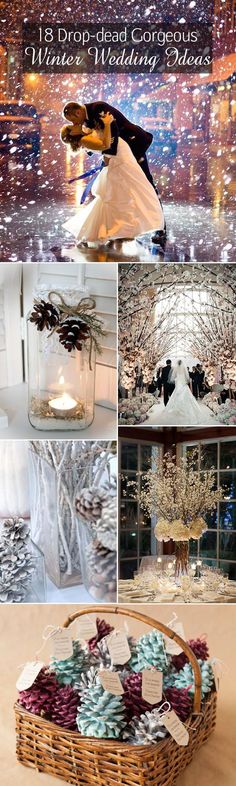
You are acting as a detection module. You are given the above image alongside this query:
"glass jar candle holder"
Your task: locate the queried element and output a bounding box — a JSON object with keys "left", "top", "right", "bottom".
{"left": 27, "top": 288, "right": 98, "bottom": 431}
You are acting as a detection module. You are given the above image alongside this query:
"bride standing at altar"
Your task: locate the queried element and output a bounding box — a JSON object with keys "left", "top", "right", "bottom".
{"left": 156, "top": 359, "right": 214, "bottom": 425}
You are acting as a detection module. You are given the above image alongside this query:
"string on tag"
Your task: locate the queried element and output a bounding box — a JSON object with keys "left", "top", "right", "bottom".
{"left": 35, "top": 625, "right": 63, "bottom": 660}
{"left": 167, "top": 612, "right": 178, "bottom": 628}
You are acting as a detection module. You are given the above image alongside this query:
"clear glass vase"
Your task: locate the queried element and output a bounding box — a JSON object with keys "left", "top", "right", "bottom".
{"left": 77, "top": 519, "right": 117, "bottom": 603}
{"left": 27, "top": 316, "right": 95, "bottom": 431}
{"left": 29, "top": 450, "right": 82, "bottom": 588}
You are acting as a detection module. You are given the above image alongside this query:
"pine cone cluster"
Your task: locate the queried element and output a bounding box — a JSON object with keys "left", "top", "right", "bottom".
{"left": 57, "top": 318, "right": 90, "bottom": 352}
{"left": 0, "top": 517, "right": 35, "bottom": 603}
{"left": 164, "top": 687, "right": 193, "bottom": 722}
{"left": 86, "top": 539, "right": 116, "bottom": 602}
{"left": 51, "top": 686, "right": 80, "bottom": 730}
{"left": 18, "top": 668, "right": 58, "bottom": 718}
{"left": 88, "top": 617, "right": 114, "bottom": 653}
{"left": 75, "top": 487, "right": 109, "bottom": 524}
{"left": 30, "top": 300, "right": 59, "bottom": 331}
{"left": 171, "top": 638, "right": 209, "bottom": 672}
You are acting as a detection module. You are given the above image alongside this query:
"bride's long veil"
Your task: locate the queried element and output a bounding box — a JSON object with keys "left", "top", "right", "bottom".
{"left": 170, "top": 361, "right": 190, "bottom": 385}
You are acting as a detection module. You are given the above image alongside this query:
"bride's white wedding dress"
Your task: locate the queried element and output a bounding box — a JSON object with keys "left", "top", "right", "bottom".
{"left": 63, "top": 135, "right": 164, "bottom": 243}
{"left": 154, "top": 362, "right": 213, "bottom": 426}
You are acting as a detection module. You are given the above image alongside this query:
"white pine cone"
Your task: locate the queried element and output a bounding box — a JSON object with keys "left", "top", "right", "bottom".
{"left": 75, "top": 487, "right": 109, "bottom": 523}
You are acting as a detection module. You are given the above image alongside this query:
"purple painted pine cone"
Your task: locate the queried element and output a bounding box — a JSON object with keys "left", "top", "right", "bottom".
{"left": 171, "top": 638, "right": 209, "bottom": 672}
{"left": 88, "top": 618, "right": 114, "bottom": 653}
{"left": 18, "top": 668, "right": 58, "bottom": 718}
{"left": 164, "top": 687, "right": 193, "bottom": 722}
{"left": 123, "top": 672, "right": 161, "bottom": 722}
{"left": 51, "top": 686, "right": 80, "bottom": 731}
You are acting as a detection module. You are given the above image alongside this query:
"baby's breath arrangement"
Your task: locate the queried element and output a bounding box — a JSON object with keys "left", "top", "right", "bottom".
{"left": 126, "top": 449, "right": 222, "bottom": 576}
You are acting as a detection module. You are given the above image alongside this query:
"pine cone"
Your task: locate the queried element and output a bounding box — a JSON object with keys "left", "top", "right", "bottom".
{"left": 130, "top": 630, "right": 169, "bottom": 674}
{"left": 88, "top": 617, "right": 114, "bottom": 653}
{"left": 174, "top": 659, "right": 214, "bottom": 698}
{"left": 57, "top": 318, "right": 90, "bottom": 352}
{"left": 1, "top": 517, "right": 29, "bottom": 544}
{"left": 50, "top": 640, "right": 86, "bottom": 686}
{"left": 75, "top": 487, "right": 109, "bottom": 524}
{"left": 0, "top": 539, "right": 35, "bottom": 603}
{"left": 86, "top": 540, "right": 116, "bottom": 600}
{"left": 18, "top": 668, "right": 58, "bottom": 718}
{"left": 93, "top": 496, "right": 117, "bottom": 551}
{"left": 171, "top": 638, "right": 209, "bottom": 672}
{"left": 30, "top": 300, "right": 59, "bottom": 331}
{"left": 51, "top": 686, "right": 80, "bottom": 730}
{"left": 77, "top": 682, "right": 126, "bottom": 738}
{"left": 164, "top": 687, "right": 193, "bottom": 722}
{"left": 123, "top": 708, "right": 167, "bottom": 746}
{"left": 76, "top": 666, "right": 101, "bottom": 696}
{"left": 123, "top": 672, "right": 161, "bottom": 722}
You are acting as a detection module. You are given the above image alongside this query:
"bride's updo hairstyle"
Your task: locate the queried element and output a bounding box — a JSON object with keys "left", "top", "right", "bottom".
{"left": 60, "top": 124, "right": 82, "bottom": 153}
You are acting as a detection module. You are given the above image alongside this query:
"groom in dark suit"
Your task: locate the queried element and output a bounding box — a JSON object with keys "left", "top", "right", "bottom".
{"left": 63, "top": 101, "right": 166, "bottom": 247}
{"left": 161, "top": 359, "right": 174, "bottom": 406}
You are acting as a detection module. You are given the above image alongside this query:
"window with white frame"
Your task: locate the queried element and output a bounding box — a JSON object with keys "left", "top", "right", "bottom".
{"left": 119, "top": 439, "right": 162, "bottom": 579}
{"left": 182, "top": 437, "right": 236, "bottom": 579}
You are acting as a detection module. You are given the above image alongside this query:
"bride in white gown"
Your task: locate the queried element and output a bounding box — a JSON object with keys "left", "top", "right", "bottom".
{"left": 155, "top": 360, "right": 214, "bottom": 426}
{"left": 61, "top": 113, "right": 164, "bottom": 244}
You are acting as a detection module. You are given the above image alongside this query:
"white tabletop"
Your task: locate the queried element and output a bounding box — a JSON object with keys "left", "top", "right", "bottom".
{"left": 0, "top": 383, "right": 117, "bottom": 439}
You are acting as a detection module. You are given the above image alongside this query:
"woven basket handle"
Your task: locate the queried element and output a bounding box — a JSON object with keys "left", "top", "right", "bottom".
{"left": 63, "top": 605, "right": 202, "bottom": 714}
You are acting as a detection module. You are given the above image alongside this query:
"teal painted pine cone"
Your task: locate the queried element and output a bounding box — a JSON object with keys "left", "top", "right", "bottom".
{"left": 130, "top": 629, "right": 168, "bottom": 673}
{"left": 50, "top": 640, "right": 86, "bottom": 686}
{"left": 174, "top": 659, "right": 215, "bottom": 697}
{"left": 76, "top": 682, "right": 126, "bottom": 738}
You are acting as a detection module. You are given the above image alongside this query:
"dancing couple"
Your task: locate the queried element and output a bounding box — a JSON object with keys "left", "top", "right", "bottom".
{"left": 60, "top": 99, "right": 165, "bottom": 248}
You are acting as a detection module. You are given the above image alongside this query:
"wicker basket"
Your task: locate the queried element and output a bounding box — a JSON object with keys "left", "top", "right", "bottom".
{"left": 15, "top": 605, "right": 217, "bottom": 786}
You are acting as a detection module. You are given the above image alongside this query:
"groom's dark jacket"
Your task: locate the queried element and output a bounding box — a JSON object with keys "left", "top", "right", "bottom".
{"left": 161, "top": 366, "right": 172, "bottom": 386}
{"left": 84, "top": 101, "right": 153, "bottom": 160}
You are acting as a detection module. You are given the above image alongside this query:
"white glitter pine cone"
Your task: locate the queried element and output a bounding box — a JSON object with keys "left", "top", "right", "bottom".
{"left": 75, "top": 487, "right": 110, "bottom": 523}
{"left": 92, "top": 496, "right": 117, "bottom": 551}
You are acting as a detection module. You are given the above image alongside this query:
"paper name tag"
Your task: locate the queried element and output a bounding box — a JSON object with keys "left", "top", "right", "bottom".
{"left": 99, "top": 670, "right": 124, "bottom": 695}
{"left": 107, "top": 631, "right": 131, "bottom": 664}
{"left": 162, "top": 710, "right": 189, "bottom": 746}
{"left": 16, "top": 661, "right": 44, "bottom": 691}
{"left": 52, "top": 629, "right": 73, "bottom": 660}
{"left": 165, "top": 621, "right": 186, "bottom": 656}
{"left": 142, "top": 670, "right": 163, "bottom": 704}
{"left": 77, "top": 616, "right": 98, "bottom": 641}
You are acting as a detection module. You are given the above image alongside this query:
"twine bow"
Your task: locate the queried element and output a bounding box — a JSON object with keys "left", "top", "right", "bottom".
{"left": 46, "top": 291, "right": 106, "bottom": 370}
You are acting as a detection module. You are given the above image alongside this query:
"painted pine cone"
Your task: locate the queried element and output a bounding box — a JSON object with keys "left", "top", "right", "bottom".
{"left": 75, "top": 487, "right": 109, "bottom": 524}
{"left": 57, "top": 318, "right": 90, "bottom": 352}
{"left": 123, "top": 708, "right": 167, "bottom": 745}
{"left": 130, "top": 630, "right": 168, "bottom": 674}
{"left": 164, "top": 687, "right": 193, "bottom": 722}
{"left": 171, "top": 638, "right": 209, "bottom": 672}
{"left": 123, "top": 672, "right": 161, "bottom": 722}
{"left": 50, "top": 640, "right": 86, "bottom": 686}
{"left": 88, "top": 617, "right": 114, "bottom": 653}
{"left": 174, "top": 659, "right": 214, "bottom": 697}
{"left": 77, "top": 683, "right": 126, "bottom": 738}
{"left": 18, "top": 668, "right": 58, "bottom": 718}
{"left": 1, "top": 517, "right": 29, "bottom": 543}
{"left": 30, "top": 300, "right": 59, "bottom": 331}
{"left": 51, "top": 686, "right": 80, "bottom": 730}
{"left": 94, "top": 496, "right": 117, "bottom": 551}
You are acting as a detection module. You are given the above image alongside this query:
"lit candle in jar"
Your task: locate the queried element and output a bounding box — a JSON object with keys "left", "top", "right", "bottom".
{"left": 49, "top": 392, "right": 77, "bottom": 418}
